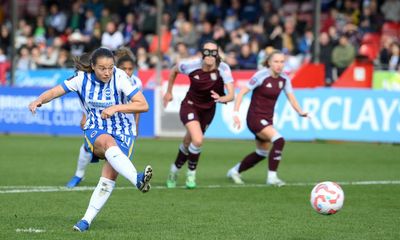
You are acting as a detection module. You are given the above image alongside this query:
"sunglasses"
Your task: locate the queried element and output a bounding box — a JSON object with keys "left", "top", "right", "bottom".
{"left": 202, "top": 49, "right": 218, "bottom": 57}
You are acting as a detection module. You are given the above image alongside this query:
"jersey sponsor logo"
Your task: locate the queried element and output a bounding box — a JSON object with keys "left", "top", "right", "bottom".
{"left": 266, "top": 82, "right": 272, "bottom": 88}
{"left": 188, "top": 113, "right": 194, "bottom": 120}
{"left": 279, "top": 81, "right": 283, "bottom": 89}
{"left": 90, "top": 130, "right": 98, "bottom": 138}
{"left": 260, "top": 119, "right": 268, "bottom": 126}
{"left": 194, "top": 75, "right": 200, "bottom": 80}
{"left": 210, "top": 72, "right": 217, "bottom": 81}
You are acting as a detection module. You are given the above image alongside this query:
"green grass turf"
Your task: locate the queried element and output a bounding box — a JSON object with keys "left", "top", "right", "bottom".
{"left": 0, "top": 135, "right": 399, "bottom": 239}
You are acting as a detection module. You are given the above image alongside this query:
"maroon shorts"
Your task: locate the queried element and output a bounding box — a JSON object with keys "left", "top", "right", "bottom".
{"left": 246, "top": 113, "right": 273, "bottom": 139}
{"left": 179, "top": 101, "right": 216, "bottom": 133}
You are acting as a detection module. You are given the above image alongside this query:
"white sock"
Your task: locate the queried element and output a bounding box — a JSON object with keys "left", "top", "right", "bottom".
{"left": 75, "top": 144, "right": 92, "bottom": 178}
{"left": 231, "top": 163, "right": 241, "bottom": 173}
{"left": 187, "top": 169, "right": 196, "bottom": 176}
{"left": 82, "top": 177, "right": 115, "bottom": 224}
{"left": 104, "top": 146, "right": 138, "bottom": 186}
{"left": 268, "top": 170, "right": 277, "bottom": 179}
{"left": 170, "top": 164, "right": 179, "bottom": 174}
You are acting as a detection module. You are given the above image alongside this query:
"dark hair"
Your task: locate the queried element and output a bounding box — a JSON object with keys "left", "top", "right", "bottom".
{"left": 201, "top": 40, "right": 221, "bottom": 66}
{"left": 264, "top": 50, "right": 284, "bottom": 68}
{"left": 114, "top": 47, "right": 135, "bottom": 62}
{"left": 73, "top": 47, "right": 114, "bottom": 72}
{"left": 117, "top": 55, "right": 135, "bottom": 68}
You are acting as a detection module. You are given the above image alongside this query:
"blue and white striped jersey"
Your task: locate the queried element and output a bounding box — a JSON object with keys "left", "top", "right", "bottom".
{"left": 130, "top": 74, "right": 143, "bottom": 90}
{"left": 61, "top": 67, "right": 140, "bottom": 136}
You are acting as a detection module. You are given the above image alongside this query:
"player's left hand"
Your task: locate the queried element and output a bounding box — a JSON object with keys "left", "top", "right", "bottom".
{"left": 101, "top": 106, "right": 117, "bottom": 119}
{"left": 210, "top": 90, "right": 221, "bottom": 102}
{"left": 28, "top": 100, "right": 42, "bottom": 114}
{"left": 299, "top": 112, "right": 309, "bottom": 118}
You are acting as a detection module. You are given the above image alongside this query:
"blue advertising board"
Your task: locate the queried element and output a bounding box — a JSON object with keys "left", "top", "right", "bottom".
{"left": 206, "top": 89, "right": 400, "bottom": 143}
{"left": 0, "top": 87, "right": 155, "bottom": 137}
{"left": 15, "top": 69, "right": 76, "bottom": 87}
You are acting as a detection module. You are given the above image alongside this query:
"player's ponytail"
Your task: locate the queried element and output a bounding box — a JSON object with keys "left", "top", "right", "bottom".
{"left": 73, "top": 52, "right": 92, "bottom": 72}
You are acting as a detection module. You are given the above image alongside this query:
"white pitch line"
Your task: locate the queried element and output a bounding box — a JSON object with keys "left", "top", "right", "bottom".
{"left": 16, "top": 228, "right": 46, "bottom": 233}
{"left": 0, "top": 180, "right": 399, "bottom": 194}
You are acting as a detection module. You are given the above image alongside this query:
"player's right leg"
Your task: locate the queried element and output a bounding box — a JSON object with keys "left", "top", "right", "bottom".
{"left": 227, "top": 138, "right": 269, "bottom": 184}
{"left": 258, "top": 126, "right": 286, "bottom": 187}
{"left": 184, "top": 121, "right": 204, "bottom": 189}
{"left": 66, "top": 144, "right": 92, "bottom": 188}
{"left": 167, "top": 132, "right": 190, "bottom": 188}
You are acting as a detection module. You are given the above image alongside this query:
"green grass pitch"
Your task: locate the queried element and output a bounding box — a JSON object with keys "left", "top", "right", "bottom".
{"left": 0, "top": 135, "right": 399, "bottom": 240}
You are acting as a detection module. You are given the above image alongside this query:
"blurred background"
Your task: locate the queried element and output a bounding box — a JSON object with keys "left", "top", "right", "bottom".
{"left": 0, "top": 0, "right": 399, "bottom": 143}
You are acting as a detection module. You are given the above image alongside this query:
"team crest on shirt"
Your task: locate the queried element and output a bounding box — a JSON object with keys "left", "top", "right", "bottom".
{"left": 210, "top": 72, "right": 217, "bottom": 81}
{"left": 194, "top": 75, "right": 200, "bottom": 80}
{"left": 278, "top": 81, "right": 283, "bottom": 89}
{"left": 90, "top": 130, "right": 97, "bottom": 138}
{"left": 266, "top": 82, "right": 272, "bottom": 88}
{"left": 105, "top": 88, "right": 111, "bottom": 98}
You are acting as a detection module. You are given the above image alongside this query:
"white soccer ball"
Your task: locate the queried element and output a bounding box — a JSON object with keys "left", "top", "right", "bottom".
{"left": 310, "top": 181, "right": 344, "bottom": 215}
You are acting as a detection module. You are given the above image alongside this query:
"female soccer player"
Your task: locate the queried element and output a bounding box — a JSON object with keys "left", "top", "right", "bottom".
{"left": 227, "top": 50, "right": 308, "bottom": 186}
{"left": 66, "top": 48, "right": 143, "bottom": 188}
{"left": 28, "top": 47, "right": 152, "bottom": 232}
{"left": 163, "top": 40, "right": 235, "bottom": 189}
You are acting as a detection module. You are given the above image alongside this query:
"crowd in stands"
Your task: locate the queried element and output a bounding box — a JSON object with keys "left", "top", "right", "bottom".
{"left": 0, "top": 0, "right": 400, "bottom": 86}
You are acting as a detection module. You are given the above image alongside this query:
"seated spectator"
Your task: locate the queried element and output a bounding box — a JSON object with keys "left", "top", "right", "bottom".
{"left": 237, "top": 43, "right": 257, "bottom": 69}
{"left": 16, "top": 46, "right": 34, "bottom": 70}
{"left": 101, "top": 22, "right": 124, "bottom": 51}
{"left": 332, "top": 34, "right": 356, "bottom": 77}
{"left": 388, "top": 42, "right": 400, "bottom": 72}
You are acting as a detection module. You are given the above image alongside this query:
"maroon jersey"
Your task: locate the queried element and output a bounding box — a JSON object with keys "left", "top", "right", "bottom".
{"left": 178, "top": 58, "right": 233, "bottom": 109}
{"left": 246, "top": 68, "right": 293, "bottom": 133}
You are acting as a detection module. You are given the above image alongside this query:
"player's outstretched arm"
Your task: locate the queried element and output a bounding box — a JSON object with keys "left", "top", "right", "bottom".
{"left": 28, "top": 85, "right": 66, "bottom": 114}
{"left": 163, "top": 65, "right": 179, "bottom": 108}
{"left": 286, "top": 92, "right": 308, "bottom": 117}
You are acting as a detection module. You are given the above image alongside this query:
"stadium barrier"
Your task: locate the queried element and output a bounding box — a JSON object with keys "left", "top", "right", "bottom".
{"left": 0, "top": 87, "right": 155, "bottom": 137}
{"left": 204, "top": 88, "right": 400, "bottom": 143}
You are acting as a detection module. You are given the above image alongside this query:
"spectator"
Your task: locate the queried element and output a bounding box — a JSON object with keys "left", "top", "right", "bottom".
{"left": 379, "top": 36, "right": 394, "bottom": 70}
{"left": 121, "top": 13, "right": 137, "bottom": 45}
{"left": 332, "top": 34, "right": 356, "bottom": 77}
{"left": 170, "top": 42, "right": 190, "bottom": 67}
{"left": 83, "top": 9, "right": 96, "bottom": 35}
{"left": 100, "top": 7, "right": 112, "bottom": 32}
{"left": 312, "top": 32, "right": 334, "bottom": 86}
{"left": 68, "top": 1, "right": 84, "bottom": 31}
{"left": 380, "top": 0, "right": 400, "bottom": 23}
{"left": 172, "top": 21, "right": 198, "bottom": 54}
{"left": 237, "top": 43, "right": 257, "bottom": 69}
{"left": 136, "top": 46, "right": 150, "bottom": 70}
{"left": 46, "top": 4, "right": 67, "bottom": 34}
{"left": 0, "top": 47, "right": 6, "bottom": 62}
{"left": 57, "top": 48, "right": 74, "bottom": 68}
{"left": 388, "top": 42, "right": 400, "bottom": 71}
{"left": 101, "top": 22, "right": 124, "bottom": 51}
{"left": 16, "top": 46, "right": 34, "bottom": 70}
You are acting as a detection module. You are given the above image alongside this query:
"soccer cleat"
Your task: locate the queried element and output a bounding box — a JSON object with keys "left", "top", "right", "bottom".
{"left": 267, "top": 177, "right": 286, "bottom": 187}
{"left": 166, "top": 172, "right": 177, "bottom": 188}
{"left": 73, "top": 219, "right": 89, "bottom": 232}
{"left": 137, "top": 165, "right": 153, "bottom": 193}
{"left": 185, "top": 171, "right": 196, "bottom": 189}
{"left": 227, "top": 169, "right": 244, "bottom": 184}
{"left": 66, "top": 176, "right": 83, "bottom": 188}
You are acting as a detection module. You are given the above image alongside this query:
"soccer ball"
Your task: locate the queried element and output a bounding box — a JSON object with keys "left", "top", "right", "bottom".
{"left": 310, "top": 181, "right": 344, "bottom": 215}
